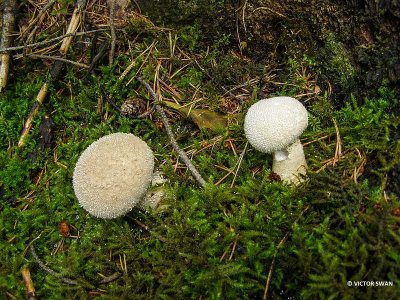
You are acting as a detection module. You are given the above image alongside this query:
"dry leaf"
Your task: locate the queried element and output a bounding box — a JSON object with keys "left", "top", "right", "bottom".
{"left": 163, "top": 102, "right": 227, "bottom": 131}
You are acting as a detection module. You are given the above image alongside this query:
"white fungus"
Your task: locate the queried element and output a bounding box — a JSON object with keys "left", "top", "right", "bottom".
{"left": 244, "top": 96, "right": 308, "bottom": 184}
{"left": 73, "top": 132, "right": 154, "bottom": 219}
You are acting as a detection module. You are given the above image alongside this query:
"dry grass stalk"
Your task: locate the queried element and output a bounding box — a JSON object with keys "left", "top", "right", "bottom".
{"left": 0, "top": 0, "right": 17, "bottom": 92}
{"left": 119, "top": 41, "right": 156, "bottom": 82}
{"left": 332, "top": 118, "right": 342, "bottom": 166}
{"left": 230, "top": 142, "right": 248, "bottom": 188}
{"left": 302, "top": 134, "right": 330, "bottom": 146}
{"left": 351, "top": 148, "right": 367, "bottom": 184}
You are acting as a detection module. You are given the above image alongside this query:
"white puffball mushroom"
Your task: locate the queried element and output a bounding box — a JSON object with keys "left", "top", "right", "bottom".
{"left": 244, "top": 96, "right": 308, "bottom": 184}
{"left": 73, "top": 133, "right": 154, "bottom": 219}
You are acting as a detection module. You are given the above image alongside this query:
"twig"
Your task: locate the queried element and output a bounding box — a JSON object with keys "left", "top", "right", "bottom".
{"left": 252, "top": 6, "right": 287, "bottom": 19}
{"left": 22, "top": 0, "right": 57, "bottom": 43}
{"left": 0, "top": 0, "right": 17, "bottom": 92}
{"left": 18, "top": 82, "right": 50, "bottom": 147}
{"left": 88, "top": 41, "right": 109, "bottom": 73}
{"left": 0, "top": 29, "right": 105, "bottom": 53}
{"left": 14, "top": 53, "right": 90, "bottom": 68}
{"left": 18, "top": 0, "right": 87, "bottom": 148}
{"left": 98, "top": 272, "right": 122, "bottom": 284}
{"left": 30, "top": 244, "right": 78, "bottom": 285}
{"left": 108, "top": 0, "right": 116, "bottom": 66}
{"left": 137, "top": 77, "right": 207, "bottom": 188}
{"left": 21, "top": 267, "right": 38, "bottom": 300}
{"left": 263, "top": 206, "right": 309, "bottom": 300}
{"left": 241, "top": 0, "right": 248, "bottom": 33}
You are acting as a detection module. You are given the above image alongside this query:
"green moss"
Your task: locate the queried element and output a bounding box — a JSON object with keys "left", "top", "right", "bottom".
{"left": 322, "top": 32, "right": 356, "bottom": 88}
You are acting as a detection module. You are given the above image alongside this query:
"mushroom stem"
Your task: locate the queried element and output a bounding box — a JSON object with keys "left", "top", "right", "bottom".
{"left": 272, "top": 139, "right": 307, "bottom": 184}
{"left": 273, "top": 149, "right": 289, "bottom": 161}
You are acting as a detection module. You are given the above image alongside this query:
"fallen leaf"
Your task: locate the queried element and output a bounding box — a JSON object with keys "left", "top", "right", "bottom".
{"left": 163, "top": 101, "right": 227, "bottom": 131}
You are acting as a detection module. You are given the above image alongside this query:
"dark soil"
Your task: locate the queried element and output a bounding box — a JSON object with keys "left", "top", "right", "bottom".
{"left": 139, "top": 0, "right": 400, "bottom": 101}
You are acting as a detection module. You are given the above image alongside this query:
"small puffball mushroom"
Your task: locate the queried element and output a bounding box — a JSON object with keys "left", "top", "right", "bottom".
{"left": 73, "top": 133, "right": 154, "bottom": 219}
{"left": 244, "top": 96, "right": 308, "bottom": 184}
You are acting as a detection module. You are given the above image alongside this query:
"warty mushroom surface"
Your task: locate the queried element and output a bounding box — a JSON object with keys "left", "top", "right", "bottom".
{"left": 73, "top": 132, "right": 154, "bottom": 219}
{"left": 244, "top": 96, "right": 308, "bottom": 183}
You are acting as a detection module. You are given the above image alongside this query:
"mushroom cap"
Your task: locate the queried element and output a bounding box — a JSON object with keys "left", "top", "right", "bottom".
{"left": 244, "top": 96, "right": 308, "bottom": 153}
{"left": 73, "top": 133, "right": 154, "bottom": 219}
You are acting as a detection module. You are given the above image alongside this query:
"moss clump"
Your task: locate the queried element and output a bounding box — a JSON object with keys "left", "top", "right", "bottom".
{"left": 319, "top": 32, "right": 356, "bottom": 92}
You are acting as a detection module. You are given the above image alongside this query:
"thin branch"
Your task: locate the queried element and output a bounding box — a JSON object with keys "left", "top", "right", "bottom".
{"left": 15, "top": 53, "right": 90, "bottom": 68}
{"left": 0, "top": 0, "right": 17, "bottom": 91}
{"left": 108, "top": 0, "right": 116, "bottom": 66}
{"left": 30, "top": 244, "right": 78, "bottom": 285}
{"left": 242, "top": 0, "right": 248, "bottom": 33}
{"left": 137, "top": 77, "right": 207, "bottom": 188}
{"left": 252, "top": 6, "right": 287, "bottom": 19}
{"left": 332, "top": 118, "right": 342, "bottom": 167}
{"left": 98, "top": 272, "right": 122, "bottom": 284}
{"left": 0, "top": 29, "right": 105, "bottom": 53}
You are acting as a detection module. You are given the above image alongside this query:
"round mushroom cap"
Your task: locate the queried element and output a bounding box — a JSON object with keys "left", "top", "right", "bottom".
{"left": 244, "top": 96, "right": 308, "bottom": 153}
{"left": 73, "top": 133, "right": 154, "bottom": 219}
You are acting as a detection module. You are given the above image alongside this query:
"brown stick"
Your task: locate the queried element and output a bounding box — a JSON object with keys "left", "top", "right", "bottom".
{"left": 0, "top": 0, "right": 17, "bottom": 92}
{"left": 21, "top": 267, "right": 38, "bottom": 300}
{"left": 18, "top": 83, "right": 49, "bottom": 147}
{"left": 18, "top": 0, "right": 87, "bottom": 148}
